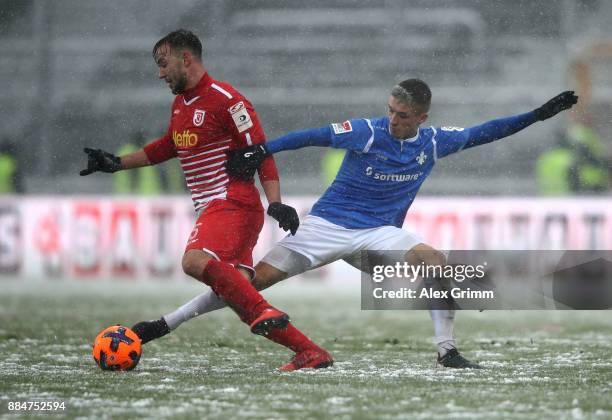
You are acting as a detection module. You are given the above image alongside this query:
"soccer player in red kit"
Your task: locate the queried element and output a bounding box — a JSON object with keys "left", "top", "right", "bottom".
{"left": 80, "top": 29, "right": 332, "bottom": 371}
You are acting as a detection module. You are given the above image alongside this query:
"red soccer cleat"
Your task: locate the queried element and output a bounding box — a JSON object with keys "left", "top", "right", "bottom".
{"left": 279, "top": 349, "right": 334, "bottom": 372}
{"left": 250, "top": 308, "right": 290, "bottom": 335}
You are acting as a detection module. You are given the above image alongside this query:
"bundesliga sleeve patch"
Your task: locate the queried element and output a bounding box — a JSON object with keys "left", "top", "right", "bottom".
{"left": 229, "top": 101, "right": 253, "bottom": 133}
{"left": 331, "top": 121, "right": 353, "bottom": 135}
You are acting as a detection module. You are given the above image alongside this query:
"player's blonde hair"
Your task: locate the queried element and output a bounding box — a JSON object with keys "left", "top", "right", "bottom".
{"left": 391, "top": 79, "right": 431, "bottom": 114}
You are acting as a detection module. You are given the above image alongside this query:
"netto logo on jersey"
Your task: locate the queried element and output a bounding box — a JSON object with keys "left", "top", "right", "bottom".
{"left": 365, "top": 166, "right": 422, "bottom": 182}
{"left": 173, "top": 130, "right": 198, "bottom": 148}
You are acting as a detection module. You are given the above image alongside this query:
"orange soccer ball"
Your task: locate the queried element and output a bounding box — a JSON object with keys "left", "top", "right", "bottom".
{"left": 92, "top": 325, "right": 142, "bottom": 371}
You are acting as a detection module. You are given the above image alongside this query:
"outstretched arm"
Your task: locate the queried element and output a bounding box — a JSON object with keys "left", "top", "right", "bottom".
{"left": 225, "top": 118, "right": 374, "bottom": 178}
{"left": 465, "top": 91, "right": 578, "bottom": 149}
{"left": 265, "top": 126, "right": 332, "bottom": 153}
{"left": 436, "top": 91, "right": 578, "bottom": 158}
{"left": 461, "top": 111, "right": 538, "bottom": 151}
{"left": 225, "top": 126, "right": 332, "bottom": 178}
{"left": 80, "top": 129, "right": 176, "bottom": 176}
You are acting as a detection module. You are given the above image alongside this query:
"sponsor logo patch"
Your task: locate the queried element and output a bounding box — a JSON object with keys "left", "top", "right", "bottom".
{"left": 331, "top": 121, "right": 353, "bottom": 134}
{"left": 173, "top": 130, "right": 198, "bottom": 148}
{"left": 193, "top": 109, "right": 205, "bottom": 127}
{"left": 229, "top": 102, "right": 245, "bottom": 114}
{"left": 366, "top": 166, "right": 422, "bottom": 182}
{"left": 229, "top": 101, "right": 253, "bottom": 133}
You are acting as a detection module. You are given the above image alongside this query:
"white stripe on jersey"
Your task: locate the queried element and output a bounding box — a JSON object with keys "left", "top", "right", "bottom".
{"left": 191, "top": 167, "right": 225, "bottom": 180}
{"left": 194, "top": 192, "right": 228, "bottom": 210}
{"left": 190, "top": 180, "right": 229, "bottom": 195}
{"left": 245, "top": 133, "right": 253, "bottom": 146}
{"left": 211, "top": 83, "right": 233, "bottom": 99}
{"left": 431, "top": 127, "right": 439, "bottom": 161}
{"left": 176, "top": 139, "right": 231, "bottom": 158}
{"left": 185, "top": 171, "right": 227, "bottom": 183}
{"left": 184, "top": 160, "right": 225, "bottom": 172}
{"left": 182, "top": 154, "right": 226, "bottom": 173}
{"left": 176, "top": 135, "right": 232, "bottom": 209}
{"left": 363, "top": 119, "right": 375, "bottom": 153}
{"left": 192, "top": 184, "right": 228, "bottom": 198}
{"left": 188, "top": 176, "right": 228, "bottom": 190}
{"left": 179, "top": 145, "right": 230, "bottom": 163}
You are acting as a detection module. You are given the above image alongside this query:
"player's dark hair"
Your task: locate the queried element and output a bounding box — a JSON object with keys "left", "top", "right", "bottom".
{"left": 153, "top": 29, "right": 202, "bottom": 60}
{"left": 391, "top": 79, "right": 432, "bottom": 113}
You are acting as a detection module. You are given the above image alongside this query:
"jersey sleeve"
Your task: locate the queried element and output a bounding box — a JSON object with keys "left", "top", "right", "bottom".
{"left": 257, "top": 155, "right": 279, "bottom": 182}
{"left": 431, "top": 126, "right": 470, "bottom": 159}
{"left": 329, "top": 118, "right": 373, "bottom": 152}
{"left": 224, "top": 96, "right": 266, "bottom": 148}
{"left": 143, "top": 126, "right": 177, "bottom": 164}
{"left": 434, "top": 111, "right": 538, "bottom": 159}
{"left": 264, "top": 118, "right": 372, "bottom": 154}
{"left": 223, "top": 95, "right": 279, "bottom": 181}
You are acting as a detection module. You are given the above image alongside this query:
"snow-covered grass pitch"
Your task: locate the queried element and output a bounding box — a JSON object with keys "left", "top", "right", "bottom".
{"left": 1, "top": 280, "right": 611, "bottom": 419}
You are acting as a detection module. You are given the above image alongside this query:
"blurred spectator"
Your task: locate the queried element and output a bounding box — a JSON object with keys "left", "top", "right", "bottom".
{"left": 0, "top": 139, "right": 25, "bottom": 194}
{"left": 321, "top": 149, "right": 345, "bottom": 187}
{"left": 114, "top": 132, "right": 184, "bottom": 195}
{"left": 162, "top": 154, "right": 186, "bottom": 195}
{"left": 537, "top": 123, "right": 608, "bottom": 195}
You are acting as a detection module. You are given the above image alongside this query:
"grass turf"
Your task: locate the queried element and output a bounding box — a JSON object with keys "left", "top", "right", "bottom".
{"left": 1, "top": 280, "right": 611, "bottom": 419}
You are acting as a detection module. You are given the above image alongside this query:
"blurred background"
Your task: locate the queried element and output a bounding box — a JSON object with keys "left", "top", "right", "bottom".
{"left": 1, "top": 5, "right": 611, "bottom": 413}
{"left": 1, "top": 0, "right": 610, "bottom": 196}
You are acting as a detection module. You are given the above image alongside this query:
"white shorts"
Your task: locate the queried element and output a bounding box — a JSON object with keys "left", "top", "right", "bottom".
{"left": 261, "top": 215, "right": 423, "bottom": 276}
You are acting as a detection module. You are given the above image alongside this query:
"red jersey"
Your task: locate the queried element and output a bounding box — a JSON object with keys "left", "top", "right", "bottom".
{"left": 144, "top": 73, "right": 278, "bottom": 211}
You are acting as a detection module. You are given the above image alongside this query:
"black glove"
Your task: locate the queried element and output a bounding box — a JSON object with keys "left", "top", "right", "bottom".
{"left": 267, "top": 202, "right": 300, "bottom": 235}
{"left": 533, "top": 91, "right": 578, "bottom": 121}
{"left": 79, "top": 147, "right": 122, "bottom": 176}
{"left": 225, "top": 144, "right": 267, "bottom": 179}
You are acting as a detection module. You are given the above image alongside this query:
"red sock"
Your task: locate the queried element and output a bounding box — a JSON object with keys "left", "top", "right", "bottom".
{"left": 200, "top": 260, "right": 319, "bottom": 354}
{"left": 200, "top": 259, "right": 270, "bottom": 324}
{"left": 265, "top": 323, "right": 320, "bottom": 353}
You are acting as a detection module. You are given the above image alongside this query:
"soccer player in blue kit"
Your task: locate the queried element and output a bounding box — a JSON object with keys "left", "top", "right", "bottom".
{"left": 134, "top": 79, "right": 577, "bottom": 370}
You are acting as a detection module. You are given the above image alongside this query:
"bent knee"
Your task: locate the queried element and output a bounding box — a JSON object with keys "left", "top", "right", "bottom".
{"left": 406, "top": 244, "right": 447, "bottom": 267}
{"left": 182, "top": 250, "right": 212, "bottom": 279}
{"left": 253, "top": 262, "right": 287, "bottom": 291}
{"left": 423, "top": 250, "right": 447, "bottom": 267}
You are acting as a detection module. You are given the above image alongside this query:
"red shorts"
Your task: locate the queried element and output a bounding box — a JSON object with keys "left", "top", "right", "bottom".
{"left": 185, "top": 200, "right": 264, "bottom": 276}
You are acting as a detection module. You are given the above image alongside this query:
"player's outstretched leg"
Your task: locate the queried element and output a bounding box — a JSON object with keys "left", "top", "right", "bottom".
{"left": 412, "top": 244, "right": 482, "bottom": 369}
{"left": 188, "top": 253, "right": 288, "bottom": 335}
{"left": 131, "top": 282, "right": 238, "bottom": 344}
{"left": 131, "top": 302, "right": 333, "bottom": 371}
{"left": 131, "top": 318, "right": 170, "bottom": 345}
{"left": 199, "top": 257, "right": 332, "bottom": 369}
{"left": 205, "top": 266, "right": 289, "bottom": 335}
{"left": 131, "top": 315, "right": 333, "bottom": 370}
{"left": 194, "top": 252, "right": 333, "bottom": 363}
{"left": 131, "top": 260, "right": 333, "bottom": 371}
{"left": 129, "top": 260, "right": 289, "bottom": 343}
{"left": 427, "top": 287, "right": 482, "bottom": 369}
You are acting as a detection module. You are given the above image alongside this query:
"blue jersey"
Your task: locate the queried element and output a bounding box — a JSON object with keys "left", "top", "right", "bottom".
{"left": 266, "top": 112, "right": 537, "bottom": 229}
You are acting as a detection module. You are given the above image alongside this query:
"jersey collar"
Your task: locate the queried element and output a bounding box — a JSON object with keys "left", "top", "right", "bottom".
{"left": 397, "top": 129, "right": 420, "bottom": 143}
{"left": 183, "top": 73, "right": 212, "bottom": 103}
{"left": 385, "top": 118, "right": 420, "bottom": 142}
